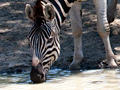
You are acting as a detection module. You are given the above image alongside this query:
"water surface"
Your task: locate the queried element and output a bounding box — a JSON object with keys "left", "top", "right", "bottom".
{"left": 0, "top": 69, "right": 120, "bottom": 90}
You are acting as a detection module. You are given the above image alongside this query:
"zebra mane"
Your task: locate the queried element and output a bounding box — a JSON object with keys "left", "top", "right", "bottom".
{"left": 33, "top": 0, "right": 55, "bottom": 24}
{"left": 33, "top": 0, "right": 45, "bottom": 24}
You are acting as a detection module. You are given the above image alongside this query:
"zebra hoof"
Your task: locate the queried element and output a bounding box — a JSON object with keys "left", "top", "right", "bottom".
{"left": 69, "top": 62, "right": 81, "bottom": 70}
{"left": 99, "top": 60, "right": 118, "bottom": 69}
{"left": 108, "top": 63, "right": 118, "bottom": 69}
{"left": 99, "top": 60, "right": 108, "bottom": 69}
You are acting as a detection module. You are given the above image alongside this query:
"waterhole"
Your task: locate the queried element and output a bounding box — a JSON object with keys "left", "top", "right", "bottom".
{"left": 0, "top": 69, "right": 120, "bottom": 90}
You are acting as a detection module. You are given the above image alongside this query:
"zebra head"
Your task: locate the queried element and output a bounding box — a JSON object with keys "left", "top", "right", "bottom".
{"left": 25, "top": 0, "right": 55, "bottom": 22}
{"left": 25, "top": 0, "right": 60, "bottom": 83}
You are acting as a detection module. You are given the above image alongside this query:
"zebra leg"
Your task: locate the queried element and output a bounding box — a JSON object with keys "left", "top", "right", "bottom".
{"left": 93, "top": 0, "right": 118, "bottom": 68}
{"left": 69, "top": 2, "right": 83, "bottom": 70}
{"left": 107, "top": 0, "right": 118, "bottom": 23}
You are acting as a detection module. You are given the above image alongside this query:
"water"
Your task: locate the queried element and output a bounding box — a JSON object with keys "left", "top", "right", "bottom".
{"left": 0, "top": 69, "right": 120, "bottom": 90}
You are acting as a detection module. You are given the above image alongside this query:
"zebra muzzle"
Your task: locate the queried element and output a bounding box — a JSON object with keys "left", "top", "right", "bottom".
{"left": 30, "top": 62, "right": 47, "bottom": 83}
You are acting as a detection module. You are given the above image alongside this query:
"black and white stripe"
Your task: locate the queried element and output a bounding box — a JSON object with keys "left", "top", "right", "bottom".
{"left": 28, "top": 22, "right": 52, "bottom": 59}
{"left": 49, "top": 0, "right": 75, "bottom": 26}
{"left": 28, "top": 0, "right": 77, "bottom": 72}
{"left": 28, "top": 21, "right": 60, "bottom": 71}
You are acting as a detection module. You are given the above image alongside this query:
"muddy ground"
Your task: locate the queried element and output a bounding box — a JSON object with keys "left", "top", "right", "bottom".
{"left": 0, "top": 0, "right": 120, "bottom": 73}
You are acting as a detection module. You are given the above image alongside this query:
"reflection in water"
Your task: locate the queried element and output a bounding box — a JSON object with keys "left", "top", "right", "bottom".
{"left": 0, "top": 69, "right": 120, "bottom": 90}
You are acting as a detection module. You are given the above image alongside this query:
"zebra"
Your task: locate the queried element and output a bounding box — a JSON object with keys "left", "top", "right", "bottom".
{"left": 25, "top": 0, "right": 79, "bottom": 83}
{"left": 25, "top": 0, "right": 119, "bottom": 83}
{"left": 107, "top": 0, "right": 120, "bottom": 35}
{"left": 28, "top": 20, "right": 60, "bottom": 83}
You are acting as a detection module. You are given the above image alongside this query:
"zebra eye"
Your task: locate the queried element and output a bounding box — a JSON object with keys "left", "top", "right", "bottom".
{"left": 47, "top": 38, "right": 53, "bottom": 43}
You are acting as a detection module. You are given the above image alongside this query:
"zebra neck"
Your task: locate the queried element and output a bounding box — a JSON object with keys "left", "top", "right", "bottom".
{"left": 49, "top": 0, "right": 76, "bottom": 26}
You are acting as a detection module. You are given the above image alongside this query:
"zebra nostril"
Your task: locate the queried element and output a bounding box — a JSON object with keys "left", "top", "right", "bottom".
{"left": 37, "top": 73, "right": 44, "bottom": 79}
{"left": 41, "top": 74, "right": 44, "bottom": 79}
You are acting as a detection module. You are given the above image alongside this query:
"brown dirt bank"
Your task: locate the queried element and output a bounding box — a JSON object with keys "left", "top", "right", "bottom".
{"left": 0, "top": 0, "right": 120, "bottom": 73}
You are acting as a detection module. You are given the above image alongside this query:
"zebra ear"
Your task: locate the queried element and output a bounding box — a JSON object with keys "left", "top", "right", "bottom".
{"left": 25, "top": 4, "right": 34, "bottom": 21}
{"left": 43, "top": 4, "right": 55, "bottom": 21}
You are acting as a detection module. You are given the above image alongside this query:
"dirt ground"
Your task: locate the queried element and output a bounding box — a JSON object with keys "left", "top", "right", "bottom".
{"left": 0, "top": 0, "right": 120, "bottom": 73}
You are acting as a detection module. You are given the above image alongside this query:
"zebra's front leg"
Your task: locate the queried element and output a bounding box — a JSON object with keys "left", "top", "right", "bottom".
{"left": 69, "top": 2, "right": 83, "bottom": 70}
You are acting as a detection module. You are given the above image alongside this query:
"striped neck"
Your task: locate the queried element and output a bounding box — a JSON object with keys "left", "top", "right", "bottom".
{"left": 49, "top": 0, "right": 76, "bottom": 26}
